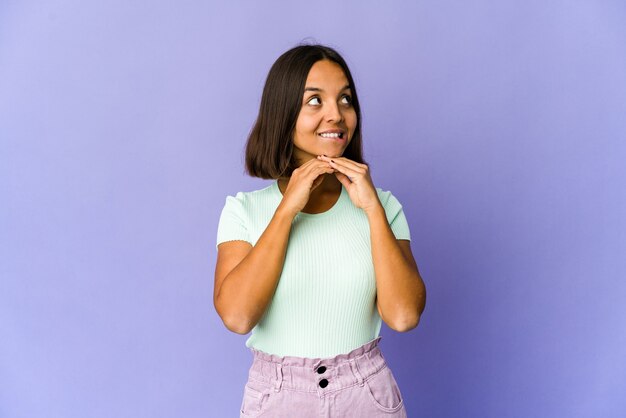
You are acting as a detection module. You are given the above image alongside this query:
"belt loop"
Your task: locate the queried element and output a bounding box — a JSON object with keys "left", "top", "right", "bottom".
{"left": 349, "top": 359, "right": 365, "bottom": 387}
{"left": 274, "top": 364, "right": 283, "bottom": 392}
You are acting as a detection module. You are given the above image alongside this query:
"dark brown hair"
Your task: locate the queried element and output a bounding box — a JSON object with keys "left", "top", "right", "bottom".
{"left": 244, "top": 44, "right": 365, "bottom": 179}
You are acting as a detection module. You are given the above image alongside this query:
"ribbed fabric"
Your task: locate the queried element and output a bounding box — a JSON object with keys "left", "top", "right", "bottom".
{"left": 216, "top": 180, "right": 411, "bottom": 358}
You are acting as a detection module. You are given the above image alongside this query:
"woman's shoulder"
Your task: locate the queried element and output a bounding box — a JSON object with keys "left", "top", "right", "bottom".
{"left": 221, "top": 181, "right": 277, "bottom": 206}
{"left": 374, "top": 185, "right": 404, "bottom": 207}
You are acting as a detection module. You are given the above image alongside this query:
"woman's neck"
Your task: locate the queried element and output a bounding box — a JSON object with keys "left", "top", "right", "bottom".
{"left": 277, "top": 173, "right": 341, "bottom": 197}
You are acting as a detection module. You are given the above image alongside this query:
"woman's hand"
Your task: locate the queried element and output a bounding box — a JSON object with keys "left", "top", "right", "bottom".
{"left": 278, "top": 158, "right": 337, "bottom": 217}
{"left": 317, "top": 155, "right": 381, "bottom": 214}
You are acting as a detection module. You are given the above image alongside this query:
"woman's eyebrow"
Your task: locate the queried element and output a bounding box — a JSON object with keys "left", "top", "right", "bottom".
{"left": 304, "top": 84, "right": 351, "bottom": 93}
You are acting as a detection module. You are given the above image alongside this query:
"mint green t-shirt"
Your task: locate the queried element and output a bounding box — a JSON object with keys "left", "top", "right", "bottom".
{"left": 216, "top": 180, "right": 411, "bottom": 358}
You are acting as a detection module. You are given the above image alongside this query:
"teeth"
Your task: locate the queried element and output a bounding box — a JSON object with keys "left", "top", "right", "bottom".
{"left": 319, "top": 132, "right": 342, "bottom": 138}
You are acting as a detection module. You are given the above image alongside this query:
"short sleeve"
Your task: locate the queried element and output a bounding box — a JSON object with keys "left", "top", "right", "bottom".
{"left": 378, "top": 189, "right": 411, "bottom": 241}
{"left": 215, "top": 193, "right": 252, "bottom": 250}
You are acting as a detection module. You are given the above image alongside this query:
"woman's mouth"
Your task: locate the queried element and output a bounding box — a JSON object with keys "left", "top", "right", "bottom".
{"left": 318, "top": 132, "right": 345, "bottom": 141}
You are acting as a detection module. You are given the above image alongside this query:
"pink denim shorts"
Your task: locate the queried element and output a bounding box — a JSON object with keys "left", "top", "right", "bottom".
{"left": 240, "top": 336, "right": 407, "bottom": 417}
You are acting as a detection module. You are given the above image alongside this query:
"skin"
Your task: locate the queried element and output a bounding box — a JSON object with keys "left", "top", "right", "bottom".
{"left": 214, "top": 59, "right": 426, "bottom": 334}
{"left": 291, "top": 59, "right": 425, "bottom": 327}
{"left": 277, "top": 59, "right": 357, "bottom": 212}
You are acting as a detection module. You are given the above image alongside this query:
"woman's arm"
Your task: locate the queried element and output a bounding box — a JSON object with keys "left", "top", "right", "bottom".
{"left": 214, "top": 159, "right": 336, "bottom": 335}
{"left": 214, "top": 205, "right": 295, "bottom": 334}
{"left": 315, "top": 154, "right": 426, "bottom": 332}
{"left": 367, "top": 205, "right": 426, "bottom": 332}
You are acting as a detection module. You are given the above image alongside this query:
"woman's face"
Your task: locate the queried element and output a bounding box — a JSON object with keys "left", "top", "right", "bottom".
{"left": 292, "top": 59, "right": 358, "bottom": 165}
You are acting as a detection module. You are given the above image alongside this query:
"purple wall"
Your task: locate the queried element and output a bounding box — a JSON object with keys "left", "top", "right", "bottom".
{"left": 1, "top": 1, "right": 625, "bottom": 417}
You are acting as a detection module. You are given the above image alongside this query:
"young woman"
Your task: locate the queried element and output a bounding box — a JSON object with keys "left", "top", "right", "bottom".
{"left": 214, "top": 44, "right": 426, "bottom": 417}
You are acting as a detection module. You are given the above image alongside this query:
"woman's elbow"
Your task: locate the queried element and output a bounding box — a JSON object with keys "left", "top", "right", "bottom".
{"left": 225, "top": 319, "right": 253, "bottom": 335}
{"left": 219, "top": 313, "right": 254, "bottom": 335}
{"left": 388, "top": 314, "right": 421, "bottom": 333}
{"left": 214, "top": 298, "right": 254, "bottom": 334}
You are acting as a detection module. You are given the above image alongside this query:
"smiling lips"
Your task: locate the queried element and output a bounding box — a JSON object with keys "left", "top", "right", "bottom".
{"left": 318, "top": 130, "right": 346, "bottom": 140}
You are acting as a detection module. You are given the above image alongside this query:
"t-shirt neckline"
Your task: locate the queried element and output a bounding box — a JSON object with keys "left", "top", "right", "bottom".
{"left": 272, "top": 180, "right": 346, "bottom": 218}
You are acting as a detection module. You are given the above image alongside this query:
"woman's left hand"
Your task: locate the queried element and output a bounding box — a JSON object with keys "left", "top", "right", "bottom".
{"left": 317, "top": 155, "right": 381, "bottom": 214}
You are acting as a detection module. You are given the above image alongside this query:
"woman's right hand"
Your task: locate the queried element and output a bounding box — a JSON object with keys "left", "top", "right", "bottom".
{"left": 277, "top": 157, "right": 336, "bottom": 217}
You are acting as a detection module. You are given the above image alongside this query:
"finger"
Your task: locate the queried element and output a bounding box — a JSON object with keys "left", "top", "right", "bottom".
{"left": 334, "top": 171, "right": 352, "bottom": 186}
{"left": 318, "top": 155, "right": 367, "bottom": 171}
{"left": 298, "top": 158, "right": 321, "bottom": 172}
{"left": 307, "top": 164, "right": 336, "bottom": 181}
{"left": 299, "top": 159, "right": 333, "bottom": 176}
{"left": 327, "top": 159, "right": 362, "bottom": 178}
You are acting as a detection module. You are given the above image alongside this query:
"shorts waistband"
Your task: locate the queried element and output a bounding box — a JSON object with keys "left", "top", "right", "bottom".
{"left": 247, "top": 337, "right": 387, "bottom": 395}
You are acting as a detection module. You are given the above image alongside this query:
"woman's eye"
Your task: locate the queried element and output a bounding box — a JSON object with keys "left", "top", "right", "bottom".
{"left": 307, "top": 95, "right": 351, "bottom": 106}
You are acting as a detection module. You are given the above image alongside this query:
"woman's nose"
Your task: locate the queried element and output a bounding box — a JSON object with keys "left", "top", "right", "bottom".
{"left": 325, "top": 102, "right": 343, "bottom": 123}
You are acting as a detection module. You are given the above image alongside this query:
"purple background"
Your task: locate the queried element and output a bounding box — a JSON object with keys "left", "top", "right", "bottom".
{"left": 1, "top": 1, "right": 625, "bottom": 417}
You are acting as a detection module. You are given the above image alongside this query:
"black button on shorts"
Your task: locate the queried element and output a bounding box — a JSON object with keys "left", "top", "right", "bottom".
{"left": 316, "top": 366, "right": 326, "bottom": 374}
{"left": 319, "top": 378, "right": 329, "bottom": 388}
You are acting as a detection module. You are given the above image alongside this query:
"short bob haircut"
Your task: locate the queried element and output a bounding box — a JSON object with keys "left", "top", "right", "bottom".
{"left": 245, "top": 44, "right": 365, "bottom": 179}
